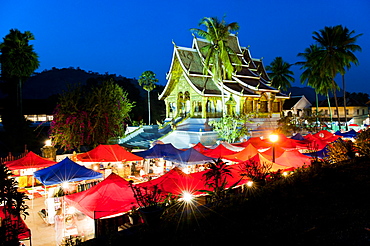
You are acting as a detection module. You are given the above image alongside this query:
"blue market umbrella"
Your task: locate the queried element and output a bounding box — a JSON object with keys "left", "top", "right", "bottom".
{"left": 34, "top": 157, "right": 103, "bottom": 186}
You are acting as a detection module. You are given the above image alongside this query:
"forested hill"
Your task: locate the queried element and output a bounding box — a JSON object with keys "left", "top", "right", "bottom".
{"left": 19, "top": 67, "right": 165, "bottom": 123}
{"left": 23, "top": 67, "right": 144, "bottom": 99}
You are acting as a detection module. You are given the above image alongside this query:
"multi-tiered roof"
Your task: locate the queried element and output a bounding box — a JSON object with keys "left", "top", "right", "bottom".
{"left": 159, "top": 34, "right": 288, "bottom": 100}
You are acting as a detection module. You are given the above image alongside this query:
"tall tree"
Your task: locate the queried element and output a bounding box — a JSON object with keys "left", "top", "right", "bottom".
{"left": 265, "top": 56, "right": 295, "bottom": 91}
{"left": 0, "top": 29, "right": 40, "bottom": 152}
{"left": 138, "top": 71, "right": 158, "bottom": 125}
{"left": 298, "top": 45, "right": 334, "bottom": 125}
{"left": 337, "top": 26, "right": 362, "bottom": 130}
{"left": 51, "top": 80, "right": 134, "bottom": 150}
{"left": 312, "top": 25, "right": 362, "bottom": 129}
{"left": 0, "top": 29, "right": 39, "bottom": 117}
{"left": 191, "top": 17, "right": 241, "bottom": 116}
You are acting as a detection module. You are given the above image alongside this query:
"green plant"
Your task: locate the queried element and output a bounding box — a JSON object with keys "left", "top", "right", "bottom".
{"left": 240, "top": 159, "right": 273, "bottom": 187}
{"left": 325, "top": 139, "right": 355, "bottom": 164}
{"left": 200, "top": 158, "right": 239, "bottom": 205}
{"left": 61, "top": 235, "right": 82, "bottom": 246}
{"left": 209, "top": 115, "right": 251, "bottom": 143}
{"left": 0, "top": 164, "right": 29, "bottom": 245}
{"left": 128, "top": 182, "right": 163, "bottom": 209}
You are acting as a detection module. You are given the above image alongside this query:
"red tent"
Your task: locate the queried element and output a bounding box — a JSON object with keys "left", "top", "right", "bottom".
{"left": 0, "top": 206, "right": 31, "bottom": 241}
{"left": 259, "top": 145, "right": 286, "bottom": 158}
{"left": 76, "top": 144, "right": 143, "bottom": 162}
{"left": 136, "top": 167, "right": 206, "bottom": 196}
{"left": 192, "top": 142, "right": 209, "bottom": 153}
{"left": 201, "top": 144, "right": 238, "bottom": 158}
{"left": 223, "top": 143, "right": 260, "bottom": 162}
{"left": 247, "top": 153, "right": 294, "bottom": 172}
{"left": 64, "top": 173, "right": 138, "bottom": 219}
{"left": 261, "top": 149, "right": 311, "bottom": 168}
{"left": 232, "top": 137, "right": 270, "bottom": 149}
{"left": 190, "top": 163, "right": 251, "bottom": 191}
{"left": 4, "top": 151, "right": 57, "bottom": 170}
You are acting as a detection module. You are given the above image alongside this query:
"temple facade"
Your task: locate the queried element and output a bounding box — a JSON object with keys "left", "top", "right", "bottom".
{"left": 159, "top": 34, "right": 289, "bottom": 120}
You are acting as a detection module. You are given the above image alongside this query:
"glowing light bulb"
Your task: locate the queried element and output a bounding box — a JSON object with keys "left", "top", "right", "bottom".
{"left": 181, "top": 191, "right": 194, "bottom": 203}
{"left": 45, "top": 139, "right": 52, "bottom": 146}
{"left": 247, "top": 181, "right": 253, "bottom": 187}
{"left": 269, "top": 134, "right": 278, "bottom": 143}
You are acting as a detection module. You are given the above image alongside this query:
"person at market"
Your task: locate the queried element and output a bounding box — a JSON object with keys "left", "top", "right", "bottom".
{"left": 54, "top": 208, "right": 64, "bottom": 245}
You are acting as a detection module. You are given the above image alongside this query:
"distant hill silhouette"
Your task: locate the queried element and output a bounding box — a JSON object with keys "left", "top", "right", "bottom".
{"left": 3, "top": 67, "right": 165, "bottom": 123}
{"left": 22, "top": 67, "right": 146, "bottom": 99}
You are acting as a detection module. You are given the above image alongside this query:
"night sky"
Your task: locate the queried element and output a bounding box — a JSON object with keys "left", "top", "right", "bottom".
{"left": 1, "top": 0, "right": 369, "bottom": 94}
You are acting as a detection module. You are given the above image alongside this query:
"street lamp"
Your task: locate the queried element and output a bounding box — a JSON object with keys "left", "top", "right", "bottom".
{"left": 269, "top": 134, "right": 279, "bottom": 163}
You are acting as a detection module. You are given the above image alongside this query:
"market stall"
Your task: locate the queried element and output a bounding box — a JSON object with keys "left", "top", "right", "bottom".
{"left": 64, "top": 173, "right": 138, "bottom": 238}
{"left": 33, "top": 157, "right": 103, "bottom": 241}
{"left": 4, "top": 151, "right": 57, "bottom": 190}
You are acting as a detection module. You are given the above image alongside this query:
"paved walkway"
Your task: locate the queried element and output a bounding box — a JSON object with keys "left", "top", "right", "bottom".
{"left": 23, "top": 197, "right": 56, "bottom": 246}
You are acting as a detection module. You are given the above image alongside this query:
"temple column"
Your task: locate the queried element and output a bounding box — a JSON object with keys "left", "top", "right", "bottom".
{"left": 202, "top": 98, "right": 207, "bottom": 118}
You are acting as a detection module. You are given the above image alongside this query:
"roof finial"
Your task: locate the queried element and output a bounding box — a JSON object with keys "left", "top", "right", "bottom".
{"left": 172, "top": 40, "right": 177, "bottom": 47}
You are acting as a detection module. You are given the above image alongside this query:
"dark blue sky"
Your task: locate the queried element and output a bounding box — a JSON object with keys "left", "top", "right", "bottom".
{"left": 1, "top": 0, "right": 369, "bottom": 94}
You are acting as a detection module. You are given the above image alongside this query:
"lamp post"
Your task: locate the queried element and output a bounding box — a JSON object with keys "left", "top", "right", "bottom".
{"left": 41, "top": 139, "right": 56, "bottom": 161}
{"left": 269, "top": 134, "right": 278, "bottom": 163}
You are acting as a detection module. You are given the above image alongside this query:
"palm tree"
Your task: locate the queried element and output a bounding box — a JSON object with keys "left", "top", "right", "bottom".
{"left": 336, "top": 26, "right": 362, "bottom": 130}
{"left": 0, "top": 29, "right": 40, "bottom": 118}
{"left": 191, "top": 17, "right": 241, "bottom": 116}
{"left": 265, "top": 56, "right": 295, "bottom": 91}
{"left": 312, "top": 25, "right": 362, "bottom": 129}
{"left": 298, "top": 45, "right": 334, "bottom": 125}
{"left": 138, "top": 70, "right": 158, "bottom": 125}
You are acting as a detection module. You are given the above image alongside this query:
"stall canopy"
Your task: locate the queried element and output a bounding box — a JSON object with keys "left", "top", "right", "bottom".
{"left": 201, "top": 144, "right": 238, "bottom": 159}
{"left": 64, "top": 173, "right": 137, "bottom": 219}
{"left": 334, "top": 129, "right": 358, "bottom": 138}
{"left": 164, "top": 148, "right": 214, "bottom": 166}
{"left": 0, "top": 206, "right": 31, "bottom": 241}
{"left": 190, "top": 162, "right": 251, "bottom": 190}
{"left": 235, "top": 137, "right": 272, "bottom": 149}
{"left": 5, "top": 151, "right": 57, "bottom": 170}
{"left": 136, "top": 167, "right": 205, "bottom": 196}
{"left": 265, "top": 149, "right": 312, "bottom": 168}
{"left": 34, "top": 157, "right": 103, "bottom": 186}
{"left": 223, "top": 143, "right": 260, "bottom": 162}
{"left": 134, "top": 143, "right": 183, "bottom": 159}
{"left": 247, "top": 153, "right": 295, "bottom": 172}
{"left": 191, "top": 142, "right": 209, "bottom": 153}
{"left": 76, "top": 144, "right": 143, "bottom": 162}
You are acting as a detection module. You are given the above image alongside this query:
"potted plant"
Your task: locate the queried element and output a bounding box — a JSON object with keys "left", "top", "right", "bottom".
{"left": 128, "top": 181, "right": 164, "bottom": 226}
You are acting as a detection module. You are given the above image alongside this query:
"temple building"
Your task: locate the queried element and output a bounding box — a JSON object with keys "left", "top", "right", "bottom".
{"left": 159, "top": 34, "right": 289, "bottom": 120}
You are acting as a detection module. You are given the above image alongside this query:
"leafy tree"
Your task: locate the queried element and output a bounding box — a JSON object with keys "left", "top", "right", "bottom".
{"left": 138, "top": 71, "right": 158, "bottom": 125}
{"left": 0, "top": 29, "right": 40, "bottom": 153}
{"left": 346, "top": 92, "right": 369, "bottom": 105}
{"left": 0, "top": 164, "right": 29, "bottom": 245}
{"left": 265, "top": 56, "right": 295, "bottom": 91}
{"left": 208, "top": 115, "right": 250, "bottom": 143}
{"left": 50, "top": 80, "right": 134, "bottom": 151}
{"left": 191, "top": 16, "right": 241, "bottom": 116}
